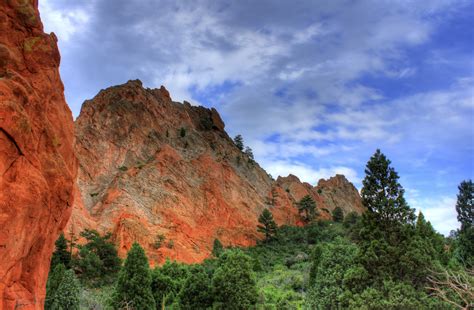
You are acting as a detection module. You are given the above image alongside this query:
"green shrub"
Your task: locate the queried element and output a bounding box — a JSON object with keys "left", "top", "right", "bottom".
{"left": 112, "top": 243, "right": 155, "bottom": 310}
{"left": 212, "top": 250, "right": 258, "bottom": 309}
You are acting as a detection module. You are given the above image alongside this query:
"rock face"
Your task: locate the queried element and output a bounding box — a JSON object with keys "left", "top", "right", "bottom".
{"left": 69, "top": 80, "right": 364, "bottom": 265}
{"left": 0, "top": 1, "right": 77, "bottom": 309}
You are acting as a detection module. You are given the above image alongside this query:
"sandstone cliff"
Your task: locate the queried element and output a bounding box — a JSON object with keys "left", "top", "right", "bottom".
{"left": 0, "top": 1, "right": 77, "bottom": 309}
{"left": 68, "top": 80, "right": 363, "bottom": 265}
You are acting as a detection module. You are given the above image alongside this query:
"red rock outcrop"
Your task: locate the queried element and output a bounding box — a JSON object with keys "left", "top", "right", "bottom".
{"left": 68, "top": 80, "right": 363, "bottom": 265}
{"left": 0, "top": 1, "right": 77, "bottom": 309}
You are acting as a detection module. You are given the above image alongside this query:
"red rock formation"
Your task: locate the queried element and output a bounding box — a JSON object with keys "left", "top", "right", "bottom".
{"left": 68, "top": 80, "right": 363, "bottom": 265}
{"left": 0, "top": 1, "right": 77, "bottom": 309}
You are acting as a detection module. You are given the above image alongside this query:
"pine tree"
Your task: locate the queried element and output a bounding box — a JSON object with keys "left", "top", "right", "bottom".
{"left": 76, "top": 229, "right": 121, "bottom": 286}
{"left": 257, "top": 209, "right": 278, "bottom": 241}
{"left": 212, "top": 238, "right": 224, "bottom": 258}
{"left": 297, "top": 195, "right": 317, "bottom": 222}
{"left": 244, "top": 146, "right": 254, "bottom": 161}
{"left": 212, "top": 250, "right": 258, "bottom": 309}
{"left": 332, "top": 207, "right": 344, "bottom": 222}
{"left": 50, "top": 270, "right": 81, "bottom": 310}
{"left": 45, "top": 263, "right": 66, "bottom": 309}
{"left": 455, "top": 180, "right": 473, "bottom": 229}
{"left": 455, "top": 180, "right": 473, "bottom": 267}
{"left": 361, "top": 149, "right": 415, "bottom": 228}
{"left": 233, "top": 134, "right": 244, "bottom": 151}
{"left": 178, "top": 266, "right": 213, "bottom": 309}
{"left": 51, "top": 233, "right": 71, "bottom": 269}
{"left": 112, "top": 243, "right": 155, "bottom": 310}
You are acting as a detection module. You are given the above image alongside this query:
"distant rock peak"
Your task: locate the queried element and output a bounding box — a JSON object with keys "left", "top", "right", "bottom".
{"left": 68, "top": 81, "right": 363, "bottom": 265}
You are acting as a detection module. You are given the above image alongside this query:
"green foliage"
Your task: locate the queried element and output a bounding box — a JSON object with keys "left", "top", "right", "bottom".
{"left": 212, "top": 238, "right": 224, "bottom": 258}
{"left": 455, "top": 179, "right": 473, "bottom": 229}
{"left": 233, "top": 134, "right": 244, "bottom": 151}
{"left": 343, "top": 211, "right": 360, "bottom": 228}
{"left": 306, "top": 237, "right": 361, "bottom": 309}
{"left": 180, "top": 127, "right": 186, "bottom": 137}
{"left": 244, "top": 146, "right": 254, "bottom": 161}
{"left": 79, "top": 286, "right": 114, "bottom": 310}
{"left": 153, "top": 233, "right": 166, "bottom": 249}
{"left": 178, "top": 265, "right": 213, "bottom": 309}
{"left": 45, "top": 263, "right": 66, "bottom": 309}
{"left": 361, "top": 149, "right": 415, "bottom": 229}
{"left": 212, "top": 249, "right": 258, "bottom": 309}
{"left": 332, "top": 207, "right": 344, "bottom": 222}
{"left": 456, "top": 226, "right": 474, "bottom": 268}
{"left": 51, "top": 233, "right": 71, "bottom": 269}
{"left": 75, "top": 229, "right": 121, "bottom": 287}
{"left": 151, "top": 260, "right": 190, "bottom": 307}
{"left": 257, "top": 209, "right": 278, "bottom": 242}
{"left": 455, "top": 180, "right": 473, "bottom": 267}
{"left": 297, "top": 195, "right": 318, "bottom": 223}
{"left": 118, "top": 165, "right": 128, "bottom": 172}
{"left": 112, "top": 242, "right": 155, "bottom": 310}
{"left": 45, "top": 264, "right": 81, "bottom": 310}
{"left": 50, "top": 270, "right": 81, "bottom": 310}
{"left": 347, "top": 280, "right": 451, "bottom": 309}
{"left": 354, "top": 150, "right": 438, "bottom": 288}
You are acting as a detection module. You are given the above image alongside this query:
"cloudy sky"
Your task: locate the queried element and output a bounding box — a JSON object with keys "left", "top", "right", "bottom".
{"left": 39, "top": 0, "right": 473, "bottom": 234}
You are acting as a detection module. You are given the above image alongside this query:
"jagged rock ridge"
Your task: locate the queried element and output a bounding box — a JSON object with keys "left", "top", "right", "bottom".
{"left": 0, "top": 1, "right": 77, "bottom": 309}
{"left": 68, "top": 80, "right": 364, "bottom": 265}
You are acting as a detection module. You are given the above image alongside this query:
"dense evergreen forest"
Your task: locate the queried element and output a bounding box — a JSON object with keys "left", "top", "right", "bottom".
{"left": 45, "top": 150, "right": 473, "bottom": 309}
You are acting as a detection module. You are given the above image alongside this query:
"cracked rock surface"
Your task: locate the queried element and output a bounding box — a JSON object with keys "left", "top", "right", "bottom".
{"left": 0, "top": 1, "right": 77, "bottom": 309}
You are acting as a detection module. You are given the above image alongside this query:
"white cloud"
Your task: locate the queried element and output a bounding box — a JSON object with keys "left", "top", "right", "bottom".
{"left": 409, "top": 195, "right": 459, "bottom": 235}
{"left": 39, "top": 0, "right": 91, "bottom": 43}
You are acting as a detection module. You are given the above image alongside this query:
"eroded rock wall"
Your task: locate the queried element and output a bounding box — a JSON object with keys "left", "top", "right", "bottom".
{"left": 0, "top": 1, "right": 77, "bottom": 308}
{"left": 68, "top": 80, "right": 363, "bottom": 265}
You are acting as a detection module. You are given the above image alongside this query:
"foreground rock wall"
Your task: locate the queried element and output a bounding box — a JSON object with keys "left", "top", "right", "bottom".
{"left": 68, "top": 80, "right": 364, "bottom": 265}
{"left": 0, "top": 1, "right": 77, "bottom": 308}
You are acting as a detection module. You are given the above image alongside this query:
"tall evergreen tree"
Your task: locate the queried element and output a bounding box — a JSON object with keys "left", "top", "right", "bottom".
{"left": 361, "top": 149, "right": 415, "bottom": 228}
{"left": 297, "top": 195, "right": 317, "bottom": 222}
{"left": 178, "top": 266, "right": 213, "bottom": 309}
{"left": 233, "top": 134, "right": 244, "bottom": 151}
{"left": 455, "top": 180, "right": 473, "bottom": 229}
{"left": 244, "top": 146, "right": 254, "bottom": 161}
{"left": 45, "top": 263, "right": 66, "bottom": 309}
{"left": 51, "top": 233, "right": 71, "bottom": 269}
{"left": 112, "top": 243, "right": 155, "bottom": 310}
{"left": 257, "top": 209, "right": 278, "bottom": 241}
{"left": 355, "top": 150, "right": 438, "bottom": 289}
{"left": 455, "top": 180, "right": 473, "bottom": 267}
{"left": 151, "top": 260, "right": 190, "bottom": 306}
{"left": 332, "top": 207, "right": 344, "bottom": 222}
{"left": 76, "top": 229, "right": 121, "bottom": 286}
{"left": 50, "top": 270, "right": 81, "bottom": 310}
{"left": 212, "top": 250, "right": 258, "bottom": 309}
{"left": 212, "top": 238, "right": 224, "bottom": 258}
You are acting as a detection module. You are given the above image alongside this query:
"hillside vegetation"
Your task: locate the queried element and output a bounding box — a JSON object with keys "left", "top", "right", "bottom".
{"left": 46, "top": 150, "right": 473, "bottom": 309}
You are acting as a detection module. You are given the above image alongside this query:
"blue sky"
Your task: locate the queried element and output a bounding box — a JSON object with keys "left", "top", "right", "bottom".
{"left": 39, "top": 0, "right": 474, "bottom": 235}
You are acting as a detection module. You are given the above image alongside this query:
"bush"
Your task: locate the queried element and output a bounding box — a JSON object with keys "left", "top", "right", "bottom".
{"left": 180, "top": 127, "right": 186, "bottom": 138}
{"left": 178, "top": 265, "right": 213, "bottom": 309}
{"left": 152, "top": 260, "right": 190, "bottom": 307}
{"left": 212, "top": 250, "right": 258, "bottom": 309}
{"left": 332, "top": 207, "right": 344, "bottom": 222}
{"left": 50, "top": 270, "right": 81, "bottom": 310}
{"left": 153, "top": 233, "right": 166, "bottom": 249}
{"left": 112, "top": 243, "right": 155, "bottom": 310}
{"left": 45, "top": 264, "right": 81, "bottom": 310}
{"left": 75, "top": 229, "right": 121, "bottom": 287}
